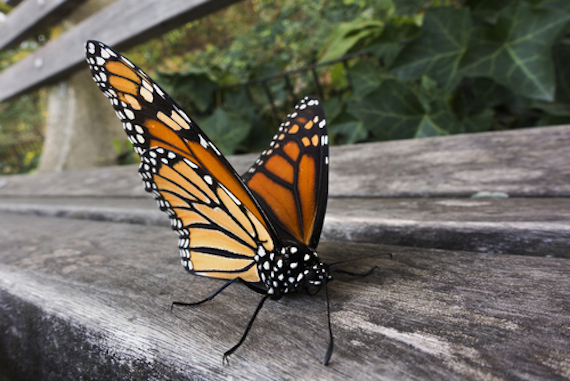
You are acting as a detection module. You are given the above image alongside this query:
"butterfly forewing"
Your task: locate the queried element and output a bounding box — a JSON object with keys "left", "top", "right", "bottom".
{"left": 85, "top": 40, "right": 280, "bottom": 285}
{"left": 242, "top": 97, "right": 329, "bottom": 250}
{"left": 85, "top": 40, "right": 271, "bottom": 237}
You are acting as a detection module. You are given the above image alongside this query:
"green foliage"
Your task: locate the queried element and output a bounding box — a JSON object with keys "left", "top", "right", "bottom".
{"left": 459, "top": 1, "right": 568, "bottom": 102}
{"left": 196, "top": 108, "right": 253, "bottom": 155}
{"left": 4, "top": 0, "right": 570, "bottom": 173}
{"left": 337, "top": 0, "right": 568, "bottom": 141}
{"left": 390, "top": 7, "right": 472, "bottom": 90}
{"left": 157, "top": 69, "right": 217, "bottom": 113}
{"left": 130, "top": 0, "right": 390, "bottom": 153}
{"left": 0, "top": 94, "right": 44, "bottom": 174}
{"left": 113, "top": 138, "right": 139, "bottom": 165}
{"left": 152, "top": 0, "right": 570, "bottom": 154}
{"left": 318, "top": 19, "right": 384, "bottom": 63}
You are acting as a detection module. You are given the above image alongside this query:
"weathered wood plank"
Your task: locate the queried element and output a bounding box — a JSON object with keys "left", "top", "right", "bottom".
{"left": 330, "top": 124, "right": 570, "bottom": 197}
{"left": 0, "top": 0, "right": 242, "bottom": 102}
{"left": 1, "top": 125, "right": 569, "bottom": 197}
{"left": 0, "top": 213, "right": 568, "bottom": 380}
{"left": 0, "top": 0, "right": 87, "bottom": 50}
{"left": 1, "top": 196, "right": 569, "bottom": 258}
{"left": 323, "top": 197, "right": 570, "bottom": 258}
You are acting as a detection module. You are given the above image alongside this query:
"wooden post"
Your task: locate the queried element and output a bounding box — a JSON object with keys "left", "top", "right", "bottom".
{"left": 37, "top": 0, "right": 124, "bottom": 172}
{"left": 37, "top": 68, "right": 123, "bottom": 172}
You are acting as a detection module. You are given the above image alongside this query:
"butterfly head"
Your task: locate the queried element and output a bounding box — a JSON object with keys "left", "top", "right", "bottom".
{"left": 258, "top": 243, "right": 331, "bottom": 299}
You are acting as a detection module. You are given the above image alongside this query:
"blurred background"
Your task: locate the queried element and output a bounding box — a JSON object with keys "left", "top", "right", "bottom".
{"left": 0, "top": 0, "right": 569, "bottom": 175}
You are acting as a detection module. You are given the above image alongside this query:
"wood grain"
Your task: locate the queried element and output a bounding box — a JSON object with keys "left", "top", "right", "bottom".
{"left": 0, "top": 0, "right": 241, "bottom": 102}
{"left": 0, "top": 213, "right": 568, "bottom": 380}
{"left": 330, "top": 124, "right": 570, "bottom": 197}
{"left": 0, "top": 0, "right": 87, "bottom": 50}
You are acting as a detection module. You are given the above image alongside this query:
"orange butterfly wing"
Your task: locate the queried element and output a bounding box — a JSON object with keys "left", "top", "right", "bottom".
{"left": 85, "top": 40, "right": 276, "bottom": 283}
{"left": 85, "top": 41, "right": 269, "bottom": 234}
{"left": 242, "top": 97, "right": 329, "bottom": 250}
{"left": 140, "top": 147, "right": 274, "bottom": 282}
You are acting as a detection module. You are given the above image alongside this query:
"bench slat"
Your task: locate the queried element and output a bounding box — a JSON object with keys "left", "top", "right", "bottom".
{"left": 3, "top": 0, "right": 23, "bottom": 6}
{"left": 0, "top": 0, "right": 241, "bottom": 102}
{"left": 1, "top": 125, "right": 569, "bottom": 197}
{"left": 1, "top": 196, "right": 568, "bottom": 257}
{"left": 0, "top": 0, "right": 87, "bottom": 50}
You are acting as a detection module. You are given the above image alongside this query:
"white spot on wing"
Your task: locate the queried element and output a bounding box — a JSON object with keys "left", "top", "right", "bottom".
{"left": 199, "top": 135, "right": 208, "bottom": 149}
{"left": 219, "top": 184, "right": 242, "bottom": 206}
{"left": 208, "top": 141, "right": 221, "bottom": 156}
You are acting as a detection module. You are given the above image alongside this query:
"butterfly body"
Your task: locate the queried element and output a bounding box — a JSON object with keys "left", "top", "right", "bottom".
{"left": 85, "top": 40, "right": 333, "bottom": 361}
{"left": 257, "top": 242, "right": 330, "bottom": 299}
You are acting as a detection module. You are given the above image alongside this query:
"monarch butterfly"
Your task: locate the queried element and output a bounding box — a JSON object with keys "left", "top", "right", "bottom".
{"left": 85, "top": 40, "right": 341, "bottom": 364}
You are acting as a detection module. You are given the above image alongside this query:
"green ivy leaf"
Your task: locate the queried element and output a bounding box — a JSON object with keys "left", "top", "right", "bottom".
{"left": 390, "top": 7, "right": 472, "bottom": 89}
{"left": 452, "top": 77, "right": 514, "bottom": 121}
{"left": 157, "top": 69, "right": 217, "bottom": 113}
{"left": 321, "top": 97, "right": 344, "bottom": 125}
{"left": 417, "top": 75, "right": 439, "bottom": 111}
{"left": 222, "top": 88, "right": 270, "bottom": 152}
{"left": 459, "top": 1, "right": 570, "bottom": 102}
{"left": 329, "top": 120, "right": 368, "bottom": 145}
{"left": 393, "top": 0, "right": 430, "bottom": 16}
{"left": 532, "top": 44, "right": 570, "bottom": 116}
{"left": 414, "top": 119, "right": 450, "bottom": 138}
{"left": 318, "top": 19, "right": 384, "bottom": 63}
{"left": 540, "top": 0, "right": 570, "bottom": 13}
{"left": 349, "top": 79, "right": 462, "bottom": 140}
{"left": 462, "top": 108, "right": 494, "bottom": 133}
{"left": 329, "top": 62, "right": 349, "bottom": 92}
{"left": 223, "top": 88, "right": 256, "bottom": 118}
{"left": 197, "top": 108, "right": 252, "bottom": 156}
{"left": 422, "top": 98, "right": 464, "bottom": 136}
{"left": 347, "top": 60, "right": 384, "bottom": 100}
{"left": 464, "top": 0, "right": 513, "bottom": 23}
{"left": 366, "top": 22, "right": 421, "bottom": 67}
{"left": 348, "top": 79, "right": 424, "bottom": 140}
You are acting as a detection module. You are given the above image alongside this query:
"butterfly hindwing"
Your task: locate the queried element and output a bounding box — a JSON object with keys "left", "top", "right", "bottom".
{"left": 241, "top": 97, "right": 329, "bottom": 250}
{"left": 140, "top": 147, "right": 274, "bottom": 284}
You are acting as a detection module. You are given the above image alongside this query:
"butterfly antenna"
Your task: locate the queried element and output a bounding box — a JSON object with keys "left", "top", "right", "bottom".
{"left": 171, "top": 278, "right": 238, "bottom": 312}
{"left": 323, "top": 280, "right": 334, "bottom": 365}
{"left": 223, "top": 294, "right": 270, "bottom": 365}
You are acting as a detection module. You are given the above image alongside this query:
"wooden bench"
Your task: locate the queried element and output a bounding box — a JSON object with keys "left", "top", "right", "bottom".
{"left": 1, "top": 0, "right": 569, "bottom": 379}
{"left": 1, "top": 125, "right": 569, "bottom": 379}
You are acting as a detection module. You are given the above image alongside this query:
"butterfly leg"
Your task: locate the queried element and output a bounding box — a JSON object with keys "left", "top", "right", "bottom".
{"left": 223, "top": 294, "right": 270, "bottom": 365}
{"left": 323, "top": 281, "right": 334, "bottom": 366}
{"left": 171, "top": 278, "right": 239, "bottom": 312}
